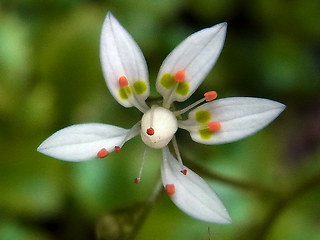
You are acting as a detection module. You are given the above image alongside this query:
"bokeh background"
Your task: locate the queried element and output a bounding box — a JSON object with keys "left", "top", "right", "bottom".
{"left": 1, "top": 0, "right": 319, "bottom": 239}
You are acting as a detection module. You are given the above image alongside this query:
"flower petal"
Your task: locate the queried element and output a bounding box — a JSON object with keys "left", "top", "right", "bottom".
{"left": 179, "top": 97, "right": 286, "bottom": 144}
{"left": 37, "top": 123, "right": 140, "bottom": 161}
{"left": 161, "top": 147, "right": 231, "bottom": 223}
{"left": 156, "top": 23, "right": 227, "bottom": 106}
{"left": 100, "top": 12, "right": 149, "bottom": 112}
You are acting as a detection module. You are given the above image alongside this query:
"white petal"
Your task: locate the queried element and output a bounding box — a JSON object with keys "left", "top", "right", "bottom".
{"left": 156, "top": 23, "right": 227, "bottom": 105}
{"left": 37, "top": 123, "right": 140, "bottom": 161}
{"left": 161, "top": 147, "right": 231, "bottom": 223}
{"left": 100, "top": 12, "right": 149, "bottom": 112}
{"left": 180, "top": 97, "right": 286, "bottom": 144}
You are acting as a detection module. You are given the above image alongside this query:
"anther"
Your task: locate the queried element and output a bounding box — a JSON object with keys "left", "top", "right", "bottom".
{"left": 134, "top": 177, "right": 141, "bottom": 184}
{"left": 204, "top": 91, "right": 217, "bottom": 102}
{"left": 146, "top": 127, "right": 154, "bottom": 136}
{"left": 165, "top": 184, "right": 175, "bottom": 195}
{"left": 208, "top": 121, "right": 221, "bottom": 132}
{"left": 97, "top": 148, "right": 109, "bottom": 158}
{"left": 118, "top": 76, "right": 129, "bottom": 88}
{"left": 114, "top": 146, "right": 121, "bottom": 153}
{"left": 180, "top": 169, "right": 188, "bottom": 175}
{"left": 174, "top": 70, "right": 185, "bottom": 83}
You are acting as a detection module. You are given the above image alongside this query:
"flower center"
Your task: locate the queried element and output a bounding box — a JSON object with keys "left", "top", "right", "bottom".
{"left": 140, "top": 106, "right": 178, "bottom": 149}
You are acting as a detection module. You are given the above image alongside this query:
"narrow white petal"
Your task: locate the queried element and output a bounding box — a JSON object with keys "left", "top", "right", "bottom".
{"left": 156, "top": 23, "right": 227, "bottom": 105}
{"left": 37, "top": 123, "right": 140, "bottom": 161}
{"left": 180, "top": 97, "right": 286, "bottom": 144}
{"left": 161, "top": 147, "right": 231, "bottom": 223}
{"left": 100, "top": 12, "right": 149, "bottom": 112}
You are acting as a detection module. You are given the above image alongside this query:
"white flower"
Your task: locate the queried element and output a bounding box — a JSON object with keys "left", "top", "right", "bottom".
{"left": 37, "top": 12, "right": 285, "bottom": 223}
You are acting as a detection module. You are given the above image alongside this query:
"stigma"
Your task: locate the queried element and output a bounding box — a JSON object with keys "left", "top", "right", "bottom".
{"left": 140, "top": 106, "right": 178, "bottom": 149}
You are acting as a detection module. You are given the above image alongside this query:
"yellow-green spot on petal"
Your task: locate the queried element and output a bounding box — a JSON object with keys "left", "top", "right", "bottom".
{"left": 133, "top": 80, "right": 147, "bottom": 95}
{"left": 199, "top": 128, "right": 213, "bottom": 139}
{"left": 119, "top": 86, "right": 132, "bottom": 100}
{"left": 160, "top": 74, "right": 175, "bottom": 89}
{"left": 195, "top": 110, "right": 211, "bottom": 123}
{"left": 176, "top": 82, "right": 189, "bottom": 96}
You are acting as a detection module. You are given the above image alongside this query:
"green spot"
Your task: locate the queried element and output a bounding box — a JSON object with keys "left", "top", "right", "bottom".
{"left": 160, "top": 74, "right": 175, "bottom": 89}
{"left": 199, "top": 129, "right": 213, "bottom": 140}
{"left": 175, "top": 82, "right": 189, "bottom": 96}
{"left": 119, "top": 86, "right": 132, "bottom": 100}
{"left": 133, "top": 81, "right": 147, "bottom": 95}
{"left": 195, "top": 110, "right": 211, "bottom": 123}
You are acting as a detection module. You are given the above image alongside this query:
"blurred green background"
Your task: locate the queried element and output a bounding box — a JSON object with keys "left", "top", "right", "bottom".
{"left": 1, "top": 0, "right": 319, "bottom": 239}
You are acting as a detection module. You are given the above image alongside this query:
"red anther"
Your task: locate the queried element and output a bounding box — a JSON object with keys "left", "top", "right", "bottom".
{"left": 174, "top": 70, "right": 185, "bottom": 83}
{"left": 204, "top": 91, "right": 217, "bottom": 102}
{"left": 165, "top": 184, "right": 175, "bottom": 195}
{"left": 97, "top": 148, "right": 109, "bottom": 158}
{"left": 146, "top": 127, "right": 154, "bottom": 136}
{"left": 118, "top": 76, "right": 129, "bottom": 88}
{"left": 180, "top": 169, "right": 188, "bottom": 175}
{"left": 114, "top": 146, "right": 121, "bottom": 153}
{"left": 134, "top": 177, "right": 141, "bottom": 184}
{"left": 208, "top": 121, "right": 221, "bottom": 132}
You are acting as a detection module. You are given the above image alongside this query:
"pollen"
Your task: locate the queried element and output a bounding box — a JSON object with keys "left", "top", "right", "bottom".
{"left": 204, "top": 91, "right": 217, "bottom": 102}
{"left": 174, "top": 70, "right": 185, "bottom": 83}
{"left": 180, "top": 169, "right": 188, "bottom": 175}
{"left": 208, "top": 121, "right": 221, "bottom": 132}
{"left": 134, "top": 177, "right": 141, "bottom": 184}
{"left": 165, "top": 184, "right": 175, "bottom": 195}
{"left": 119, "top": 76, "right": 129, "bottom": 88}
{"left": 114, "top": 146, "right": 121, "bottom": 153}
{"left": 97, "top": 148, "right": 109, "bottom": 158}
{"left": 146, "top": 127, "right": 154, "bottom": 136}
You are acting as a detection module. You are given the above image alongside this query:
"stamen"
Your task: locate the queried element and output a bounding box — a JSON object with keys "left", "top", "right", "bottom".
{"left": 208, "top": 121, "right": 221, "bottom": 132}
{"left": 204, "top": 91, "right": 217, "bottom": 102}
{"left": 174, "top": 91, "right": 218, "bottom": 116}
{"left": 114, "top": 146, "right": 121, "bottom": 153}
{"left": 172, "top": 136, "right": 187, "bottom": 175}
{"left": 174, "top": 70, "right": 185, "bottom": 83}
{"left": 180, "top": 169, "right": 188, "bottom": 175}
{"left": 116, "top": 121, "right": 141, "bottom": 150}
{"left": 134, "top": 177, "right": 141, "bottom": 184}
{"left": 118, "top": 76, "right": 129, "bottom": 88}
{"left": 147, "top": 127, "right": 154, "bottom": 136}
{"left": 97, "top": 148, "right": 109, "bottom": 158}
{"left": 165, "top": 184, "right": 175, "bottom": 195}
{"left": 134, "top": 147, "right": 148, "bottom": 184}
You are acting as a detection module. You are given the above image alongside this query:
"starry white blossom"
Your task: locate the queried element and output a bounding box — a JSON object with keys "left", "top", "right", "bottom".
{"left": 37, "top": 12, "right": 285, "bottom": 223}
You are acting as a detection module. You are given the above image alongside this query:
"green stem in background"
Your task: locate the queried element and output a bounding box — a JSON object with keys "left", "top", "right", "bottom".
{"left": 95, "top": 176, "right": 164, "bottom": 240}
{"left": 128, "top": 178, "right": 164, "bottom": 240}
{"left": 182, "top": 155, "right": 280, "bottom": 197}
{"left": 252, "top": 171, "right": 320, "bottom": 240}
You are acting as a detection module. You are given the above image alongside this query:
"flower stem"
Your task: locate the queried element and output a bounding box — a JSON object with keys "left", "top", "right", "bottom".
{"left": 127, "top": 177, "right": 164, "bottom": 240}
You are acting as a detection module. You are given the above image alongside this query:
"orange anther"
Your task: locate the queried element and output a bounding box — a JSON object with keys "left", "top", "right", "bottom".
{"left": 114, "top": 146, "right": 121, "bottom": 153}
{"left": 119, "top": 76, "right": 129, "bottom": 88}
{"left": 97, "top": 148, "right": 109, "bottom": 158}
{"left": 146, "top": 127, "right": 154, "bottom": 136}
{"left": 174, "top": 70, "right": 185, "bottom": 83}
{"left": 180, "top": 169, "right": 188, "bottom": 175}
{"left": 204, "top": 91, "right": 217, "bottom": 102}
{"left": 134, "top": 177, "right": 141, "bottom": 184}
{"left": 208, "top": 121, "right": 221, "bottom": 132}
{"left": 165, "top": 184, "right": 175, "bottom": 195}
